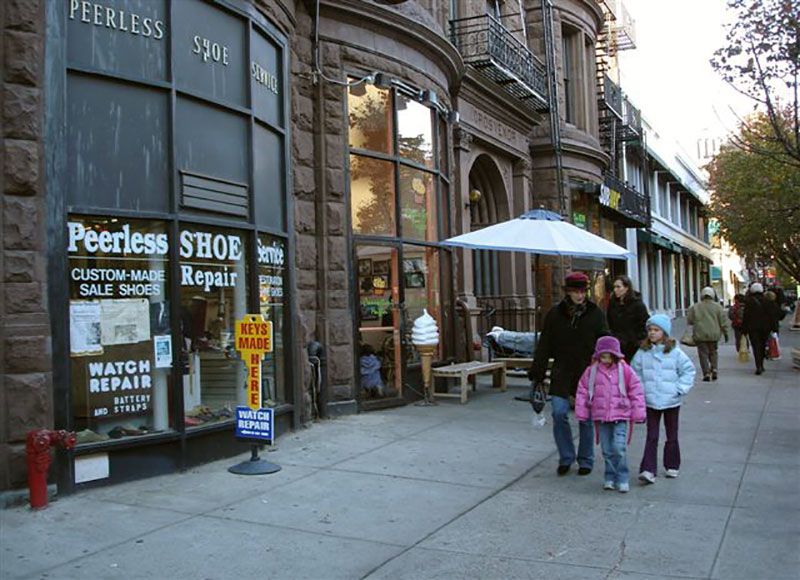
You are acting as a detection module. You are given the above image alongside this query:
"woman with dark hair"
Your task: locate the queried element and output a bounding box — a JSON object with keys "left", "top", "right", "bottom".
{"left": 607, "top": 275, "right": 650, "bottom": 362}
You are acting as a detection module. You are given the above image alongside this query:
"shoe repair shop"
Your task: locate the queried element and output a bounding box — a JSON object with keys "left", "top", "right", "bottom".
{"left": 46, "top": 0, "right": 294, "bottom": 490}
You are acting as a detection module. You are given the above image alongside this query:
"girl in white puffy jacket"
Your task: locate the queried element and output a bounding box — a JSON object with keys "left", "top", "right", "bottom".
{"left": 630, "top": 314, "right": 696, "bottom": 485}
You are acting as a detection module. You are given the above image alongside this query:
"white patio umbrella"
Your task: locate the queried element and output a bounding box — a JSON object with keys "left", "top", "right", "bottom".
{"left": 441, "top": 209, "right": 631, "bottom": 258}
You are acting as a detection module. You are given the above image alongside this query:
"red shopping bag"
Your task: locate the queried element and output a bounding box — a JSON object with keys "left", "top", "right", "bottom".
{"left": 768, "top": 333, "right": 781, "bottom": 360}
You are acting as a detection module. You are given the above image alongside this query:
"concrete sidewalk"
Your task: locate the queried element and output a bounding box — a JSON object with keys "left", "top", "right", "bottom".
{"left": 2, "top": 323, "right": 799, "bottom": 580}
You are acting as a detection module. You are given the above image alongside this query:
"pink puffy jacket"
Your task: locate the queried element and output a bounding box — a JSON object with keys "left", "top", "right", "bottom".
{"left": 574, "top": 360, "right": 646, "bottom": 424}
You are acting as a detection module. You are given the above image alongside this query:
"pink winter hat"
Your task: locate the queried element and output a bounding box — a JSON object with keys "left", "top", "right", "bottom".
{"left": 594, "top": 336, "right": 625, "bottom": 359}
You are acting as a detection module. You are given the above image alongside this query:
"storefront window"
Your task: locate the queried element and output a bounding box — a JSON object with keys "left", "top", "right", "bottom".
{"left": 397, "top": 93, "right": 434, "bottom": 168}
{"left": 357, "top": 245, "right": 401, "bottom": 400}
{"left": 348, "top": 80, "right": 450, "bottom": 404}
{"left": 348, "top": 83, "right": 393, "bottom": 154}
{"left": 258, "top": 234, "right": 287, "bottom": 405}
{"left": 399, "top": 166, "right": 436, "bottom": 241}
{"left": 350, "top": 155, "right": 396, "bottom": 236}
{"left": 179, "top": 224, "right": 249, "bottom": 428}
{"left": 403, "top": 244, "right": 442, "bottom": 361}
{"left": 68, "top": 216, "right": 173, "bottom": 444}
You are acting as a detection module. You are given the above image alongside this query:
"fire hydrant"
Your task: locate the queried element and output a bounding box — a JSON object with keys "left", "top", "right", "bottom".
{"left": 26, "top": 429, "right": 76, "bottom": 509}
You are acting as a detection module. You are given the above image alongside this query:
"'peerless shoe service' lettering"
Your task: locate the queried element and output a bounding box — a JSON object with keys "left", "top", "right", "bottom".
{"left": 252, "top": 62, "right": 278, "bottom": 94}
{"left": 194, "top": 36, "right": 229, "bottom": 65}
{"left": 69, "top": 223, "right": 168, "bottom": 256}
{"left": 69, "top": 0, "right": 165, "bottom": 40}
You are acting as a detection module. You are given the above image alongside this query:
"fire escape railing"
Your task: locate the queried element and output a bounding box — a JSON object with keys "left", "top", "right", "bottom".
{"left": 620, "top": 95, "right": 642, "bottom": 140}
{"left": 601, "top": 172, "right": 650, "bottom": 227}
{"left": 601, "top": 74, "right": 623, "bottom": 119}
{"left": 450, "top": 14, "right": 549, "bottom": 113}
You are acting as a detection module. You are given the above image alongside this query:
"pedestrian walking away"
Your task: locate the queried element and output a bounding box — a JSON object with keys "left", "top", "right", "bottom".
{"left": 687, "top": 287, "right": 730, "bottom": 381}
{"left": 742, "top": 282, "right": 773, "bottom": 375}
{"left": 728, "top": 294, "right": 747, "bottom": 359}
{"left": 529, "top": 271, "right": 609, "bottom": 477}
{"left": 575, "top": 336, "right": 646, "bottom": 493}
{"left": 607, "top": 275, "right": 650, "bottom": 363}
{"left": 631, "top": 314, "right": 696, "bottom": 485}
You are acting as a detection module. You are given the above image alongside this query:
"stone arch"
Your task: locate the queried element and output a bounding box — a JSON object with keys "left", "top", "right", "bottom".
{"left": 466, "top": 153, "right": 515, "bottom": 301}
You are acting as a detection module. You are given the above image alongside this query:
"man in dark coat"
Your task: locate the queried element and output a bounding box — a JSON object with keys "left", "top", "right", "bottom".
{"left": 529, "top": 272, "right": 609, "bottom": 476}
{"left": 742, "top": 282, "right": 773, "bottom": 375}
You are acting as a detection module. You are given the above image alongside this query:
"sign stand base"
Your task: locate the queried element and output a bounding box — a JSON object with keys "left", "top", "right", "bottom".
{"left": 228, "top": 444, "right": 281, "bottom": 475}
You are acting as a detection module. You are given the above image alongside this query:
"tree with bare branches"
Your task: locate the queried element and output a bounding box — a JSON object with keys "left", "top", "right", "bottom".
{"left": 711, "top": 0, "right": 799, "bottom": 166}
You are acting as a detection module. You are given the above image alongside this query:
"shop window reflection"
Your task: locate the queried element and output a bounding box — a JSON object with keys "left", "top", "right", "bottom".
{"left": 397, "top": 93, "right": 434, "bottom": 168}
{"left": 350, "top": 155, "right": 396, "bottom": 236}
{"left": 179, "top": 224, "right": 249, "bottom": 428}
{"left": 348, "top": 82, "right": 393, "bottom": 154}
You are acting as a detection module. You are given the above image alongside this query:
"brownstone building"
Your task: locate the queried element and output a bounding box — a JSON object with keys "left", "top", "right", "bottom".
{"left": 1, "top": 0, "right": 634, "bottom": 495}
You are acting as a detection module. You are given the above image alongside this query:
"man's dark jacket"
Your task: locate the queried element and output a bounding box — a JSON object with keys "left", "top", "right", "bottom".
{"left": 528, "top": 299, "right": 609, "bottom": 399}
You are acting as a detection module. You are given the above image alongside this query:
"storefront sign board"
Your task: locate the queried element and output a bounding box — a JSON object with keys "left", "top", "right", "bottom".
{"left": 234, "top": 406, "right": 273, "bottom": 441}
{"left": 235, "top": 314, "right": 273, "bottom": 410}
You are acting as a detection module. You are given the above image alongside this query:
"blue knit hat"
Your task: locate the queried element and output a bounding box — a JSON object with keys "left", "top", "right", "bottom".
{"left": 646, "top": 314, "right": 671, "bottom": 336}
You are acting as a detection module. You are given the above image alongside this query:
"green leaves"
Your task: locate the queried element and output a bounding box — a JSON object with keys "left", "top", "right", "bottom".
{"left": 707, "top": 112, "right": 800, "bottom": 283}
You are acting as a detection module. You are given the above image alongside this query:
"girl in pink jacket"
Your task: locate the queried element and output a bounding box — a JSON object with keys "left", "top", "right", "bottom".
{"left": 575, "top": 336, "right": 646, "bottom": 493}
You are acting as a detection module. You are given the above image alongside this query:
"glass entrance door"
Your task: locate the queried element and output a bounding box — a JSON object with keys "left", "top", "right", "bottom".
{"left": 357, "top": 245, "right": 403, "bottom": 400}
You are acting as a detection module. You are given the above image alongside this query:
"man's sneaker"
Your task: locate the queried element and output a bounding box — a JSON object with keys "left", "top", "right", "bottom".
{"left": 618, "top": 482, "right": 630, "bottom": 493}
{"left": 603, "top": 481, "right": 616, "bottom": 491}
{"left": 712, "top": 371, "right": 718, "bottom": 381}
{"left": 557, "top": 464, "right": 570, "bottom": 476}
{"left": 665, "top": 469, "right": 680, "bottom": 478}
{"left": 639, "top": 471, "right": 656, "bottom": 484}
{"left": 702, "top": 374, "right": 711, "bottom": 382}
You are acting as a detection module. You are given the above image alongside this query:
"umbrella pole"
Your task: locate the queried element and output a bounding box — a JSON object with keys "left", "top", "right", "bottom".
{"left": 534, "top": 254, "right": 540, "bottom": 338}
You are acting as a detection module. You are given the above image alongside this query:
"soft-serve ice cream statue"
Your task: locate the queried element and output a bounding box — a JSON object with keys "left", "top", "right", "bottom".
{"left": 411, "top": 309, "right": 439, "bottom": 405}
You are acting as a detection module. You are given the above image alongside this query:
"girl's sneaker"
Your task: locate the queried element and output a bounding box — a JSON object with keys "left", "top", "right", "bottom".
{"left": 603, "top": 481, "right": 616, "bottom": 491}
{"left": 619, "top": 482, "right": 630, "bottom": 493}
{"left": 639, "top": 471, "right": 656, "bottom": 484}
{"left": 665, "top": 469, "right": 680, "bottom": 478}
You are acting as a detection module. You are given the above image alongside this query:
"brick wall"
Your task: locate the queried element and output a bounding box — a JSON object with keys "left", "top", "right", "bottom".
{"left": 1, "top": 0, "right": 52, "bottom": 490}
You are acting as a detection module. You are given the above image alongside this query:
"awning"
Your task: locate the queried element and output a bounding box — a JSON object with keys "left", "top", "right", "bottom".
{"left": 637, "top": 230, "right": 680, "bottom": 253}
{"left": 711, "top": 266, "right": 722, "bottom": 280}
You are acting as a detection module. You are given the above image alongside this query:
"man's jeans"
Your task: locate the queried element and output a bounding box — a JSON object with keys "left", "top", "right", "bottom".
{"left": 551, "top": 395, "right": 594, "bottom": 468}
{"left": 597, "top": 421, "right": 629, "bottom": 485}
{"left": 696, "top": 340, "right": 719, "bottom": 377}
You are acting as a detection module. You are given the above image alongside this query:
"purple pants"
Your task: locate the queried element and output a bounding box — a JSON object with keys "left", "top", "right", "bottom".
{"left": 639, "top": 406, "right": 681, "bottom": 475}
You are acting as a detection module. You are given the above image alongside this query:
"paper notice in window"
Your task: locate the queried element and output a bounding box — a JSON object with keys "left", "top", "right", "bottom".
{"left": 100, "top": 298, "right": 151, "bottom": 345}
{"left": 70, "top": 300, "right": 103, "bottom": 356}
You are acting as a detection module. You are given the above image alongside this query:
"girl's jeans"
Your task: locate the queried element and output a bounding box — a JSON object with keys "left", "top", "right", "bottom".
{"left": 597, "top": 421, "right": 629, "bottom": 485}
{"left": 551, "top": 396, "right": 594, "bottom": 468}
{"left": 639, "top": 406, "right": 681, "bottom": 475}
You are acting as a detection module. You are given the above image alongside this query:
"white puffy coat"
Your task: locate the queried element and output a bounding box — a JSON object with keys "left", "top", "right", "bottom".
{"left": 631, "top": 343, "right": 696, "bottom": 410}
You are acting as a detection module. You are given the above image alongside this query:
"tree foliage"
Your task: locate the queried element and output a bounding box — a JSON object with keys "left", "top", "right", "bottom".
{"left": 711, "top": 0, "right": 800, "bottom": 166}
{"left": 707, "top": 113, "right": 800, "bottom": 283}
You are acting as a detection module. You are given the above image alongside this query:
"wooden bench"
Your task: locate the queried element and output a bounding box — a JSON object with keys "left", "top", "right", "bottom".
{"left": 432, "top": 361, "right": 506, "bottom": 404}
{"left": 490, "top": 357, "right": 533, "bottom": 376}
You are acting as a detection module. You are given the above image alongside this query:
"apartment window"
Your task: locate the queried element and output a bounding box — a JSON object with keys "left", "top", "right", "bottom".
{"left": 561, "top": 27, "right": 583, "bottom": 127}
{"left": 562, "top": 34, "right": 573, "bottom": 124}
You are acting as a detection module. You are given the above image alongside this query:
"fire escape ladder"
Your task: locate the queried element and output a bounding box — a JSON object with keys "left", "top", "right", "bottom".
{"left": 541, "top": 0, "right": 566, "bottom": 218}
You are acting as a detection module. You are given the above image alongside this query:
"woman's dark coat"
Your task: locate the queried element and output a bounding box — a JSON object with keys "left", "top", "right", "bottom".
{"left": 607, "top": 293, "right": 649, "bottom": 361}
{"left": 743, "top": 292, "right": 779, "bottom": 334}
{"left": 528, "top": 298, "right": 609, "bottom": 399}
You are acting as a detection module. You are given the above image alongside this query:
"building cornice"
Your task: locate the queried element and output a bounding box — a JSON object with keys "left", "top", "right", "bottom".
{"left": 321, "top": 0, "right": 464, "bottom": 89}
